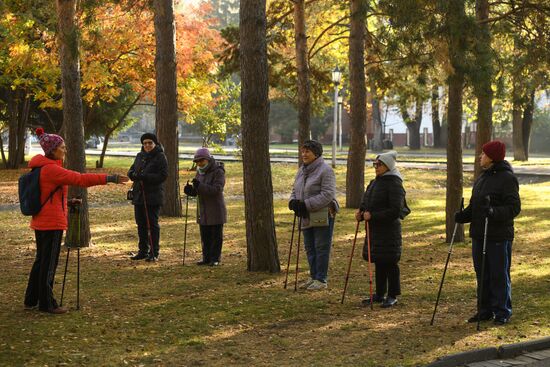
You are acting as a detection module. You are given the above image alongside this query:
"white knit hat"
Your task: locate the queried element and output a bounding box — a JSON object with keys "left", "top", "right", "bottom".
{"left": 376, "top": 150, "right": 397, "bottom": 170}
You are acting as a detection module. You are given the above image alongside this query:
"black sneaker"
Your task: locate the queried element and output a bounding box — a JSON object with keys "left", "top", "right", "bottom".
{"left": 467, "top": 312, "right": 493, "bottom": 323}
{"left": 196, "top": 260, "right": 209, "bottom": 266}
{"left": 493, "top": 316, "right": 510, "bottom": 325}
{"left": 130, "top": 253, "right": 148, "bottom": 260}
{"left": 361, "top": 294, "right": 385, "bottom": 306}
{"left": 209, "top": 261, "right": 220, "bottom": 267}
{"left": 381, "top": 297, "right": 398, "bottom": 308}
{"left": 146, "top": 255, "right": 159, "bottom": 262}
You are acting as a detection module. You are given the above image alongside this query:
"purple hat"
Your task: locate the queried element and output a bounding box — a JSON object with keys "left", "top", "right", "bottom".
{"left": 36, "top": 128, "right": 64, "bottom": 156}
{"left": 193, "top": 147, "right": 211, "bottom": 162}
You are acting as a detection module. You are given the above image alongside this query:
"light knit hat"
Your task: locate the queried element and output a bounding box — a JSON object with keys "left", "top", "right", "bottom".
{"left": 376, "top": 150, "right": 397, "bottom": 171}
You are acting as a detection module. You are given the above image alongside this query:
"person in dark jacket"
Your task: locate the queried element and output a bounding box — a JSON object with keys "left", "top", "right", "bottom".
{"left": 184, "top": 148, "right": 227, "bottom": 266}
{"left": 356, "top": 151, "right": 405, "bottom": 308}
{"left": 128, "top": 133, "right": 168, "bottom": 262}
{"left": 289, "top": 140, "right": 338, "bottom": 290}
{"left": 25, "top": 128, "right": 128, "bottom": 314}
{"left": 455, "top": 140, "right": 521, "bottom": 325}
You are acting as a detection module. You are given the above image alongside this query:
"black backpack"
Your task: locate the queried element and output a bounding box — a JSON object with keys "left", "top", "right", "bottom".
{"left": 18, "top": 167, "right": 60, "bottom": 216}
{"left": 400, "top": 190, "right": 411, "bottom": 220}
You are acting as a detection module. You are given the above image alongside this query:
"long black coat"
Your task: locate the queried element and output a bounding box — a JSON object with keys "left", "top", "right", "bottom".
{"left": 127, "top": 145, "right": 168, "bottom": 206}
{"left": 360, "top": 173, "right": 405, "bottom": 263}
{"left": 458, "top": 160, "right": 521, "bottom": 241}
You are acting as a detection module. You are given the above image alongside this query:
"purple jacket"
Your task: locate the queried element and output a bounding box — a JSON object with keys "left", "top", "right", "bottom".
{"left": 194, "top": 158, "right": 227, "bottom": 225}
{"left": 290, "top": 157, "right": 338, "bottom": 228}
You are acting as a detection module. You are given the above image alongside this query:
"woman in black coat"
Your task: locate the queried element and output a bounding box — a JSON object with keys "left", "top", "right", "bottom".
{"left": 455, "top": 140, "right": 520, "bottom": 325}
{"left": 356, "top": 151, "right": 406, "bottom": 308}
{"left": 128, "top": 133, "right": 168, "bottom": 262}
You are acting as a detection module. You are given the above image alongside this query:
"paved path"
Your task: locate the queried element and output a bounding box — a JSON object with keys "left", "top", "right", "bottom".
{"left": 459, "top": 348, "right": 550, "bottom": 366}
{"left": 427, "top": 337, "right": 550, "bottom": 367}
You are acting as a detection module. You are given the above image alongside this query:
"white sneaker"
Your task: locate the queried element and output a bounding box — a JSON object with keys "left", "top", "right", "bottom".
{"left": 298, "top": 278, "right": 315, "bottom": 289}
{"left": 307, "top": 280, "right": 328, "bottom": 290}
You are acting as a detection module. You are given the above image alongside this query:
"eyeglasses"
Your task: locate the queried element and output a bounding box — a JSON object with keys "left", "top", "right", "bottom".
{"left": 373, "top": 162, "right": 383, "bottom": 168}
{"left": 142, "top": 141, "right": 154, "bottom": 146}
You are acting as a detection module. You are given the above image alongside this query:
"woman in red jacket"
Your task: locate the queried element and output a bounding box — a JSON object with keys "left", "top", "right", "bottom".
{"left": 24, "top": 128, "right": 128, "bottom": 314}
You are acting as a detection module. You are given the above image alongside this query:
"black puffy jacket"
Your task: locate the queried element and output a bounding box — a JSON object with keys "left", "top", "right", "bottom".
{"left": 458, "top": 160, "right": 521, "bottom": 241}
{"left": 127, "top": 145, "right": 168, "bottom": 206}
{"left": 360, "top": 173, "right": 405, "bottom": 263}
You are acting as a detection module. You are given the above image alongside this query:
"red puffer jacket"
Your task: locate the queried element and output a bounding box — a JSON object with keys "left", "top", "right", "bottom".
{"left": 28, "top": 155, "right": 108, "bottom": 231}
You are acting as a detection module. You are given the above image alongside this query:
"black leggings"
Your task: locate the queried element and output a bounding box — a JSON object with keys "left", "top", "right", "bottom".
{"left": 25, "top": 230, "right": 63, "bottom": 311}
{"left": 375, "top": 261, "right": 401, "bottom": 298}
{"left": 199, "top": 224, "right": 223, "bottom": 263}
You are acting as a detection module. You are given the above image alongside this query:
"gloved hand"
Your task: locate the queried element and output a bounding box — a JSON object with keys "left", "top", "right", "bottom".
{"left": 293, "top": 201, "right": 308, "bottom": 218}
{"left": 107, "top": 174, "right": 119, "bottom": 183}
{"left": 192, "top": 178, "right": 200, "bottom": 189}
{"left": 481, "top": 195, "right": 493, "bottom": 218}
{"left": 128, "top": 171, "right": 137, "bottom": 181}
{"left": 184, "top": 183, "right": 197, "bottom": 196}
{"left": 288, "top": 199, "right": 298, "bottom": 211}
{"left": 454, "top": 211, "right": 466, "bottom": 224}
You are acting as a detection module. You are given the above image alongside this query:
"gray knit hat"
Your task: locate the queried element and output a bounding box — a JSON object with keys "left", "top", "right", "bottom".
{"left": 376, "top": 150, "right": 397, "bottom": 171}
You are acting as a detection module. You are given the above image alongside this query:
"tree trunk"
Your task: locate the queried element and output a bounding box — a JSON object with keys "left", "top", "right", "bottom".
{"left": 521, "top": 90, "right": 535, "bottom": 160}
{"left": 240, "top": 0, "right": 280, "bottom": 272}
{"left": 57, "top": 0, "right": 91, "bottom": 247}
{"left": 346, "top": 0, "right": 368, "bottom": 209}
{"left": 293, "top": 0, "right": 311, "bottom": 162}
{"left": 153, "top": 0, "right": 181, "bottom": 217}
{"left": 445, "top": 0, "right": 466, "bottom": 243}
{"left": 369, "top": 78, "right": 383, "bottom": 152}
{"left": 16, "top": 93, "right": 31, "bottom": 165}
{"left": 473, "top": 0, "right": 493, "bottom": 179}
{"left": 431, "top": 85, "right": 442, "bottom": 148}
{"left": 0, "top": 129, "right": 7, "bottom": 168}
{"left": 512, "top": 82, "right": 526, "bottom": 161}
{"left": 400, "top": 97, "right": 423, "bottom": 150}
{"left": 6, "top": 89, "right": 28, "bottom": 168}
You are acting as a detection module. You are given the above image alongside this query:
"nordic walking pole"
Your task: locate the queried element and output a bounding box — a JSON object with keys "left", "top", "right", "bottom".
{"left": 75, "top": 201, "right": 81, "bottom": 310}
{"left": 294, "top": 217, "right": 302, "bottom": 292}
{"left": 366, "top": 221, "right": 374, "bottom": 310}
{"left": 183, "top": 183, "right": 189, "bottom": 266}
{"left": 341, "top": 220, "right": 361, "bottom": 304}
{"left": 60, "top": 206, "right": 76, "bottom": 307}
{"left": 477, "top": 196, "right": 490, "bottom": 331}
{"left": 431, "top": 197, "right": 464, "bottom": 325}
{"left": 60, "top": 247, "right": 70, "bottom": 307}
{"left": 284, "top": 214, "right": 297, "bottom": 289}
{"left": 140, "top": 181, "right": 154, "bottom": 259}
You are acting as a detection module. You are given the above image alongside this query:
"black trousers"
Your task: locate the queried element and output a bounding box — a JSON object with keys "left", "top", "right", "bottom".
{"left": 25, "top": 230, "right": 63, "bottom": 311}
{"left": 375, "top": 261, "right": 401, "bottom": 298}
{"left": 199, "top": 224, "right": 223, "bottom": 263}
{"left": 134, "top": 204, "right": 161, "bottom": 256}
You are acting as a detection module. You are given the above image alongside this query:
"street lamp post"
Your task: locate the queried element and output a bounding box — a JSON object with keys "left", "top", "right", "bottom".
{"left": 331, "top": 66, "right": 342, "bottom": 168}
{"left": 338, "top": 91, "right": 343, "bottom": 151}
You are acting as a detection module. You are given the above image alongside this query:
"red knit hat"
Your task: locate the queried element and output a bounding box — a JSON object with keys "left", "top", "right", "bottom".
{"left": 482, "top": 140, "right": 505, "bottom": 162}
{"left": 36, "top": 128, "right": 64, "bottom": 156}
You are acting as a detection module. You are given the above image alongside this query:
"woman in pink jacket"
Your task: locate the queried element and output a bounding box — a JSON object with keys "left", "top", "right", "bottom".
{"left": 24, "top": 128, "right": 128, "bottom": 314}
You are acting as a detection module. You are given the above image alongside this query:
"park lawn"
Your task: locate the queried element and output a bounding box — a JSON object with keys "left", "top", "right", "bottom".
{"left": 1, "top": 160, "right": 549, "bottom": 367}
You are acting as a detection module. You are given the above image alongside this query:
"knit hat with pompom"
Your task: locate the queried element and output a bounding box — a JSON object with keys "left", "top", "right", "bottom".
{"left": 36, "top": 128, "right": 64, "bottom": 156}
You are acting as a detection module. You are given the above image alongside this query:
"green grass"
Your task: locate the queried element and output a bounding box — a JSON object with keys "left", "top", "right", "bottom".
{"left": 1, "top": 160, "right": 549, "bottom": 366}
